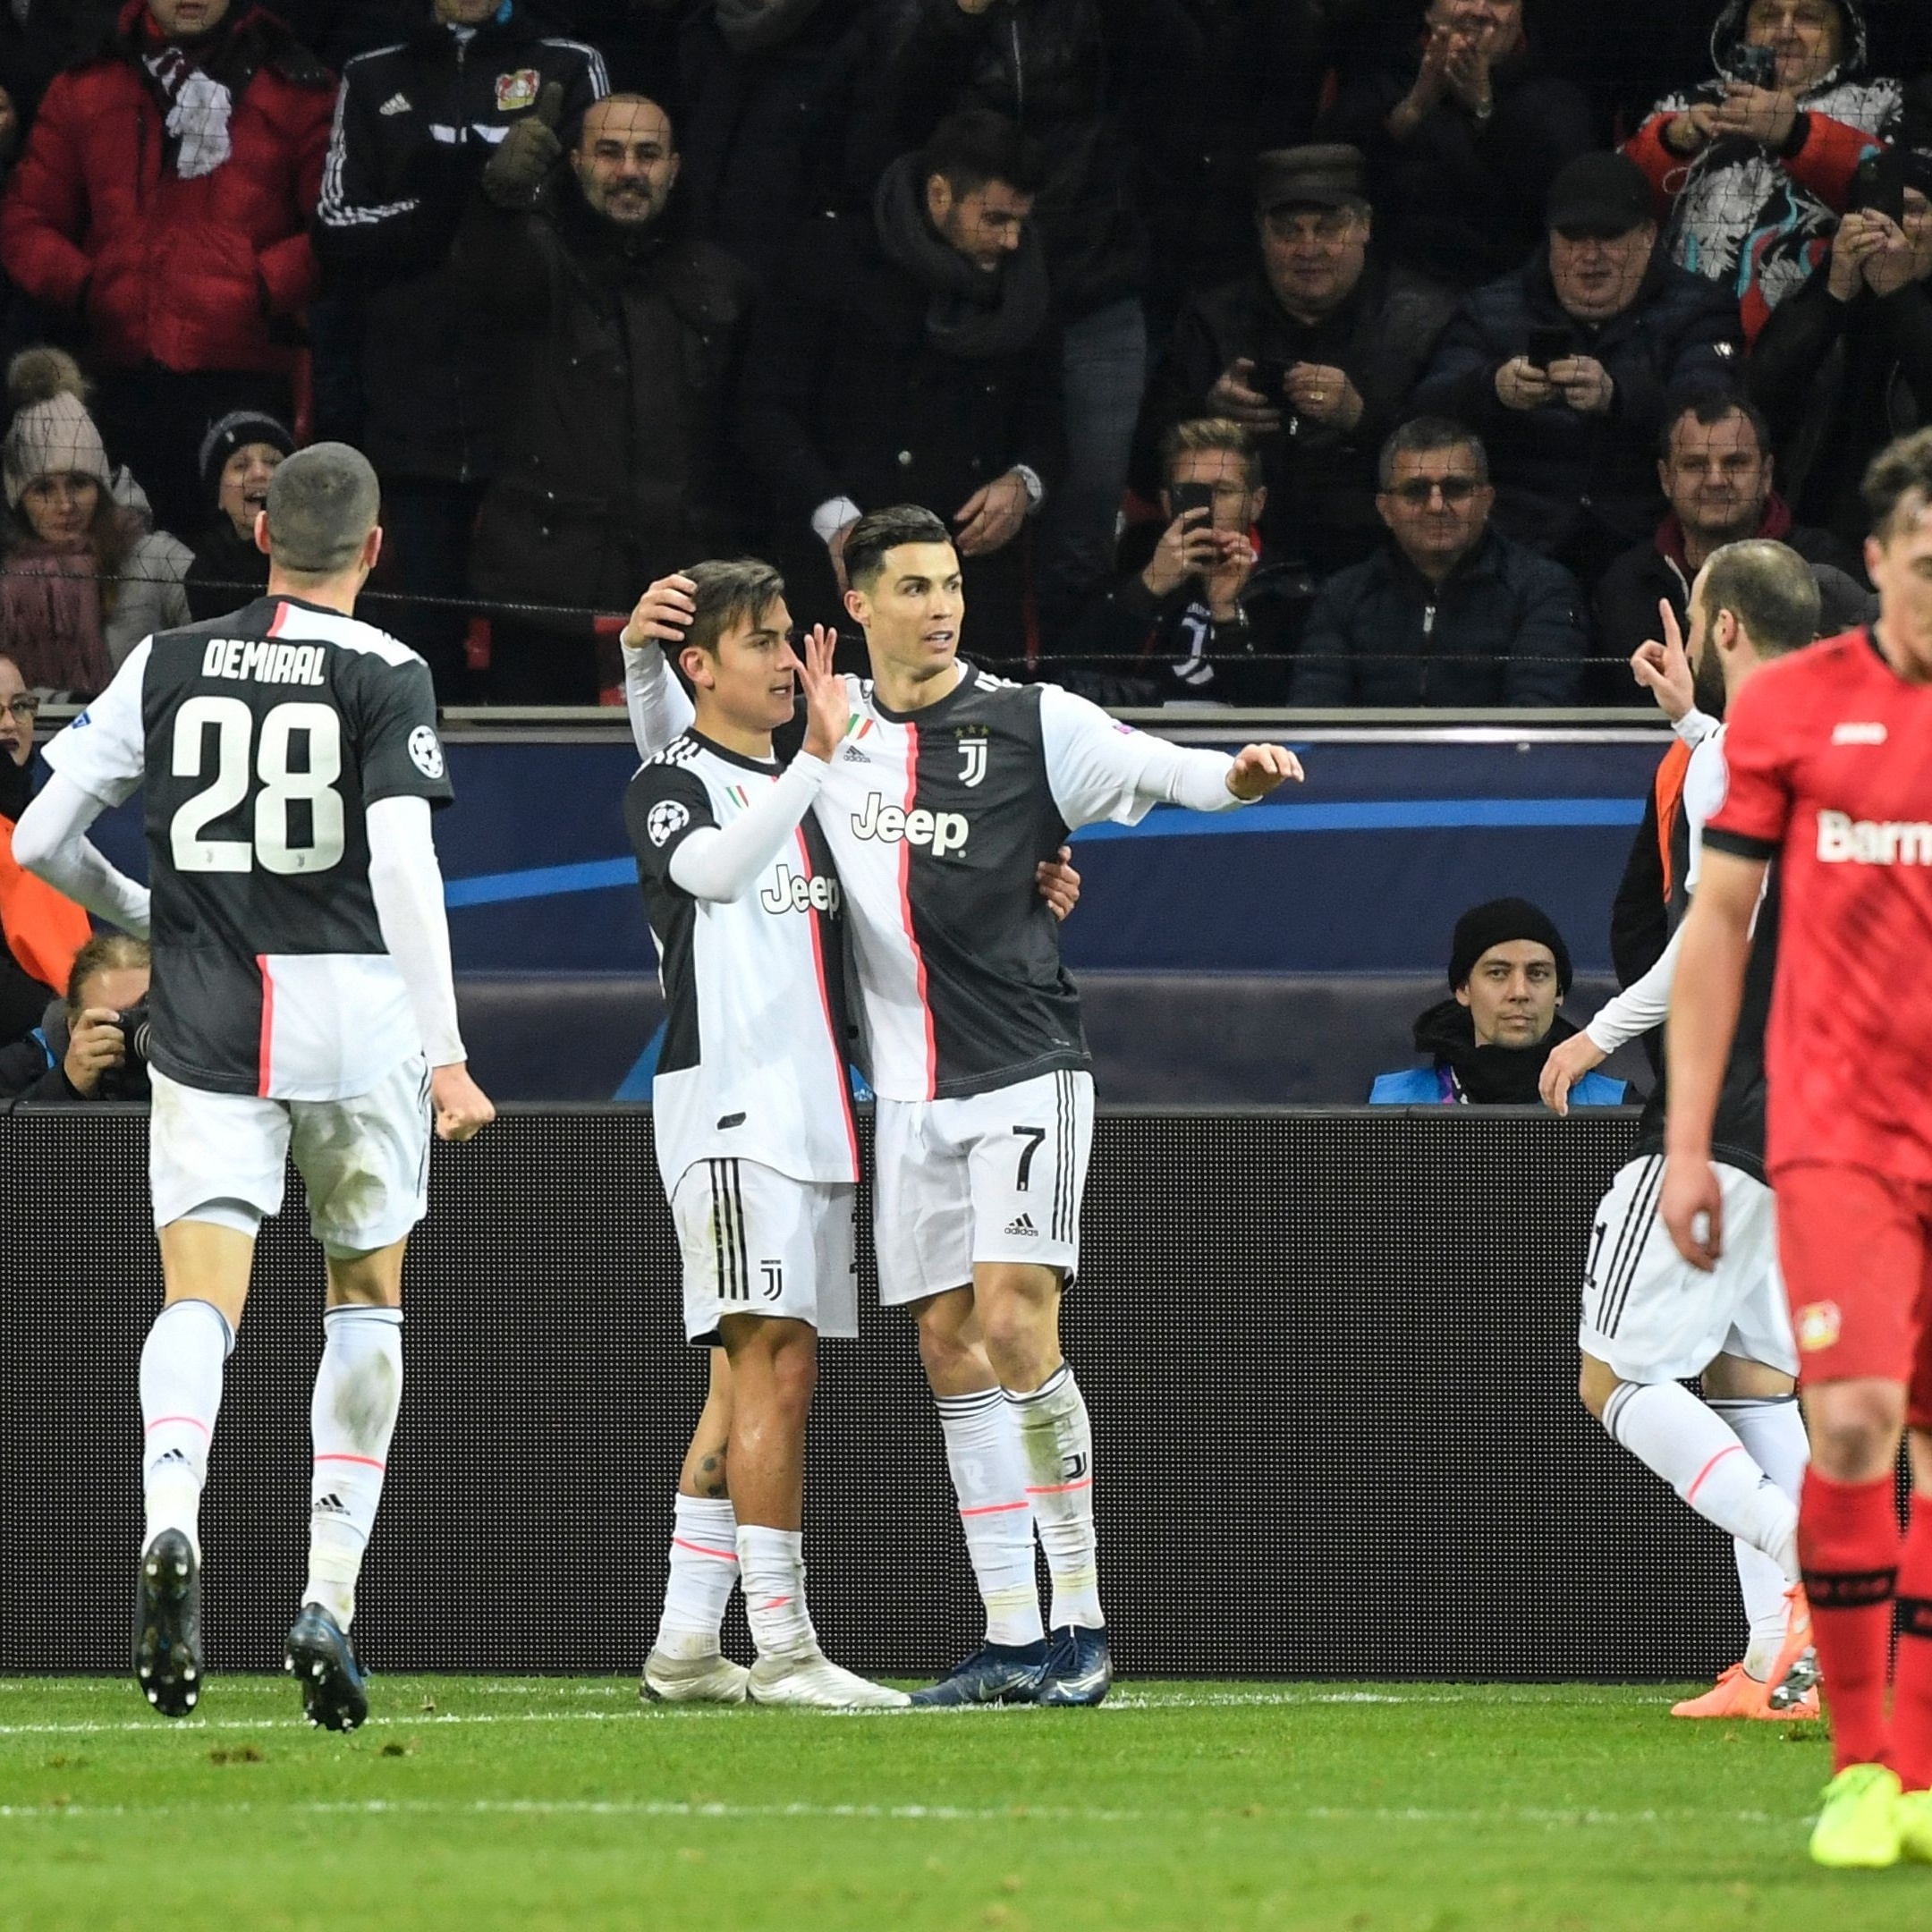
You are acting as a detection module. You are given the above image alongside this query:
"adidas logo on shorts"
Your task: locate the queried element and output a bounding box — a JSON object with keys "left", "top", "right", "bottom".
{"left": 1004, "top": 1213, "right": 1038, "bottom": 1237}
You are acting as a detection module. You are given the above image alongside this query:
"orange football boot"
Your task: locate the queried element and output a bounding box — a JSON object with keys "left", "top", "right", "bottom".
{"left": 1671, "top": 1660, "right": 1820, "bottom": 1719}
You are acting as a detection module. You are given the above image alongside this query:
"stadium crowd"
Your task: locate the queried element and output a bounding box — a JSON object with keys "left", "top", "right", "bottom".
{"left": 0, "top": 0, "right": 1911, "bottom": 713}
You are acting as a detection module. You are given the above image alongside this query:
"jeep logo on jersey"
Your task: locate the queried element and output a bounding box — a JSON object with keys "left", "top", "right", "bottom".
{"left": 958, "top": 733, "right": 988, "bottom": 788}
{"left": 1817, "top": 809, "right": 1932, "bottom": 865}
{"left": 646, "top": 800, "right": 691, "bottom": 846}
{"left": 851, "top": 793, "right": 970, "bottom": 855}
{"left": 408, "top": 725, "right": 445, "bottom": 780}
{"left": 759, "top": 865, "right": 843, "bottom": 916}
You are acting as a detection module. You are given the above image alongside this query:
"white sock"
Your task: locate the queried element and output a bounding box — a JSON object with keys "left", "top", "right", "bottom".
{"left": 654, "top": 1494, "right": 740, "bottom": 1660}
{"left": 1604, "top": 1380, "right": 1799, "bottom": 1581}
{"left": 936, "top": 1388, "right": 1044, "bottom": 1648}
{"left": 303, "top": 1305, "right": 403, "bottom": 1631}
{"left": 1712, "top": 1394, "right": 1810, "bottom": 1677}
{"left": 1007, "top": 1364, "right": 1103, "bottom": 1631}
{"left": 736, "top": 1525, "right": 815, "bottom": 1661}
{"left": 140, "top": 1300, "right": 232, "bottom": 1561}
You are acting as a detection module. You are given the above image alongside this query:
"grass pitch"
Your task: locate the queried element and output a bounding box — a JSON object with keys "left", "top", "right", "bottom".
{"left": 2, "top": 1676, "right": 1928, "bottom": 1929}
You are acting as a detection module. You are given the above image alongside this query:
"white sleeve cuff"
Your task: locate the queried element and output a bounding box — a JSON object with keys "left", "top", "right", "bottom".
{"left": 1674, "top": 707, "right": 1719, "bottom": 746}
{"left": 812, "top": 496, "right": 864, "bottom": 547}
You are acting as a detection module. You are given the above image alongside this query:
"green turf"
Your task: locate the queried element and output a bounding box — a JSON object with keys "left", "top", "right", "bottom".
{"left": 1, "top": 1675, "right": 1926, "bottom": 1929}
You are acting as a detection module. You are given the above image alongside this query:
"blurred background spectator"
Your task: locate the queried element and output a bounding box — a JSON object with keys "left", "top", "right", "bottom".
{"left": 0, "top": 0, "right": 335, "bottom": 540}
{"left": 1290, "top": 417, "right": 1587, "bottom": 707}
{"left": 462, "top": 89, "right": 755, "bottom": 702}
{"left": 1413, "top": 152, "right": 1742, "bottom": 592}
{"left": 1623, "top": 0, "right": 1902, "bottom": 342}
{"left": 884, "top": 0, "right": 1200, "bottom": 631}
{"left": 0, "top": 929, "right": 151, "bottom": 1102}
{"left": 315, "top": 0, "right": 608, "bottom": 699}
{"left": 1749, "top": 120, "right": 1932, "bottom": 546}
{"left": 0, "top": 649, "right": 90, "bottom": 1046}
{"left": 1131, "top": 144, "right": 1455, "bottom": 597}
{"left": 740, "top": 108, "right": 1059, "bottom": 657}
{"left": 1368, "top": 895, "right": 1629, "bottom": 1105}
{"left": 0, "top": 348, "right": 190, "bottom": 698}
{"left": 1066, "top": 418, "right": 1298, "bottom": 705}
{"left": 182, "top": 407, "right": 290, "bottom": 622}
{"left": 1592, "top": 390, "right": 1861, "bottom": 694}
{"left": 1321, "top": 0, "right": 1594, "bottom": 295}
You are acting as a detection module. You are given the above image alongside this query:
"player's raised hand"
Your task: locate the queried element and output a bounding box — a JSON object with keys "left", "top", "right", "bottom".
{"left": 798, "top": 623, "right": 851, "bottom": 763}
{"left": 1036, "top": 844, "right": 1080, "bottom": 921}
{"left": 1631, "top": 599, "right": 1695, "bottom": 723}
{"left": 621, "top": 574, "right": 698, "bottom": 652}
{"left": 430, "top": 1063, "right": 496, "bottom": 1143}
{"left": 1538, "top": 1030, "right": 1607, "bottom": 1116}
{"left": 1225, "top": 744, "right": 1303, "bottom": 801}
{"left": 1660, "top": 1153, "right": 1724, "bottom": 1273}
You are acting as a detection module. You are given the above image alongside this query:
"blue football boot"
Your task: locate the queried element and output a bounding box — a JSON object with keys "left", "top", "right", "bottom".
{"left": 285, "top": 1603, "right": 370, "bottom": 1732}
{"left": 1035, "top": 1624, "right": 1112, "bottom": 1707}
{"left": 907, "top": 1639, "right": 1048, "bottom": 1707}
{"left": 132, "top": 1530, "right": 204, "bottom": 1718}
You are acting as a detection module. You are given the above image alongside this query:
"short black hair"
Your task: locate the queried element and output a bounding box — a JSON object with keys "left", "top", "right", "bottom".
{"left": 1863, "top": 426, "right": 1932, "bottom": 543}
{"left": 264, "top": 443, "right": 379, "bottom": 575}
{"left": 920, "top": 109, "right": 1045, "bottom": 200}
{"left": 681, "top": 558, "right": 786, "bottom": 657}
{"left": 1657, "top": 387, "right": 1768, "bottom": 463}
{"left": 843, "top": 505, "right": 954, "bottom": 592}
{"left": 1377, "top": 417, "right": 1488, "bottom": 492}
{"left": 1696, "top": 539, "right": 1821, "bottom": 657}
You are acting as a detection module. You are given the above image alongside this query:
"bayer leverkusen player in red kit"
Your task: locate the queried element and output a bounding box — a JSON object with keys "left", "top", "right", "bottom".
{"left": 1663, "top": 427, "right": 1932, "bottom": 1871}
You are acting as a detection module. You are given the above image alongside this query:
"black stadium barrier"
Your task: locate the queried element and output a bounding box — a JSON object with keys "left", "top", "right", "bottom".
{"left": 6, "top": 1105, "right": 1759, "bottom": 1682}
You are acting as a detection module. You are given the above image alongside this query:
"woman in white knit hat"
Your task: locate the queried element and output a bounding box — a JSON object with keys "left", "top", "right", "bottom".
{"left": 0, "top": 348, "right": 191, "bottom": 698}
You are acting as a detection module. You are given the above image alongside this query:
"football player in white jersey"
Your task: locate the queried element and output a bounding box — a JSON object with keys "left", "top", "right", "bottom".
{"left": 625, "top": 507, "right": 1301, "bottom": 1705}
{"left": 625, "top": 560, "right": 908, "bottom": 1707}
{"left": 1541, "top": 546, "right": 1818, "bottom": 1719}
{"left": 15, "top": 446, "right": 494, "bottom": 1731}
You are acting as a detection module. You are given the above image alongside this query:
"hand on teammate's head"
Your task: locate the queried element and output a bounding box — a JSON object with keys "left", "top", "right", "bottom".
{"left": 622, "top": 575, "right": 698, "bottom": 652}
{"left": 1225, "top": 744, "right": 1303, "bottom": 801}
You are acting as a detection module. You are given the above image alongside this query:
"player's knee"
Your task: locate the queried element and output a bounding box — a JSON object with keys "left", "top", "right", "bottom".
{"left": 767, "top": 1330, "right": 818, "bottom": 1417}
{"left": 1807, "top": 1386, "right": 1907, "bottom": 1480}
{"left": 978, "top": 1301, "right": 1058, "bottom": 1388}
{"left": 914, "top": 1292, "right": 979, "bottom": 1385}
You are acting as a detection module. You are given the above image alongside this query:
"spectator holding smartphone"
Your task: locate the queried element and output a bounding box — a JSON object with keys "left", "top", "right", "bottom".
{"left": 1131, "top": 145, "right": 1455, "bottom": 589}
{"left": 1063, "top": 419, "right": 1303, "bottom": 704}
{"left": 1623, "top": 0, "right": 1903, "bottom": 342}
{"left": 1749, "top": 134, "right": 1932, "bottom": 546}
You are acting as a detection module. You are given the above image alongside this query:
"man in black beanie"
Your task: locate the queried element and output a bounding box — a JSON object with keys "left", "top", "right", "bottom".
{"left": 1369, "top": 895, "right": 1629, "bottom": 1105}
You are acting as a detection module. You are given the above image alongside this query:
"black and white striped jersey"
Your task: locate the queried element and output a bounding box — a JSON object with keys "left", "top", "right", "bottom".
{"left": 42, "top": 596, "right": 453, "bottom": 1100}
{"left": 625, "top": 732, "right": 859, "bottom": 1189}
{"left": 816, "top": 665, "right": 1208, "bottom": 1102}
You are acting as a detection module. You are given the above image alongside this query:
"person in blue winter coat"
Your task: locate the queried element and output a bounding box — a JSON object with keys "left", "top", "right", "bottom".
{"left": 1370, "top": 895, "right": 1630, "bottom": 1106}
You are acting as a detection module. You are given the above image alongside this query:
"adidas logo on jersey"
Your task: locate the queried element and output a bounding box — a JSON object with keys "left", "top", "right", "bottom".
{"left": 1004, "top": 1213, "right": 1038, "bottom": 1237}
{"left": 842, "top": 743, "right": 869, "bottom": 764}
{"left": 378, "top": 92, "right": 411, "bottom": 114}
{"left": 852, "top": 792, "right": 969, "bottom": 856}
{"left": 1817, "top": 809, "right": 1932, "bottom": 866}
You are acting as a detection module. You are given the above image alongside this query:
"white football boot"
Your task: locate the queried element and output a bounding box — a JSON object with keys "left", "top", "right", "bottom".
{"left": 641, "top": 1648, "right": 750, "bottom": 1704}
{"left": 747, "top": 1647, "right": 910, "bottom": 1708}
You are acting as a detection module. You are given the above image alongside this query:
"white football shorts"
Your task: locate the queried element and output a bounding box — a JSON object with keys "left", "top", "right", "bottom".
{"left": 873, "top": 1066, "right": 1094, "bottom": 1308}
{"left": 670, "top": 1158, "right": 858, "bottom": 1346}
{"left": 148, "top": 1055, "right": 432, "bottom": 1258}
{"left": 1578, "top": 1154, "right": 1797, "bottom": 1384}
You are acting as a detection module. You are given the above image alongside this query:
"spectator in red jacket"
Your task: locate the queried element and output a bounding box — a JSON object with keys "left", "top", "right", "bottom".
{"left": 0, "top": 0, "right": 335, "bottom": 538}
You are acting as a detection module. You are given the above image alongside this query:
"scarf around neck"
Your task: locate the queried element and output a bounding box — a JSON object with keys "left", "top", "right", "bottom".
{"left": 872, "top": 152, "right": 1050, "bottom": 360}
{"left": 139, "top": 13, "right": 242, "bottom": 180}
{"left": 1411, "top": 996, "right": 1582, "bottom": 1106}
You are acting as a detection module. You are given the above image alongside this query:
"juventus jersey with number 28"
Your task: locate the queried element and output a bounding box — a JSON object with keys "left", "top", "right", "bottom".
{"left": 43, "top": 596, "right": 453, "bottom": 1100}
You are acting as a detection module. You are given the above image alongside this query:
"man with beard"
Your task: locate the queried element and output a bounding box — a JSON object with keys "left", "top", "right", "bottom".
{"left": 1543, "top": 542, "right": 1822, "bottom": 1724}
{"left": 1368, "top": 898, "right": 1628, "bottom": 1106}
{"left": 1594, "top": 391, "right": 1862, "bottom": 695}
{"left": 460, "top": 89, "right": 755, "bottom": 701}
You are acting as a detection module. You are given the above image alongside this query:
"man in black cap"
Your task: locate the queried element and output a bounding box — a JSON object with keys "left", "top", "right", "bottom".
{"left": 1127, "top": 143, "right": 1457, "bottom": 589}
{"left": 1368, "top": 896, "right": 1630, "bottom": 1105}
{"left": 1413, "top": 150, "right": 1743, "bottom": 592}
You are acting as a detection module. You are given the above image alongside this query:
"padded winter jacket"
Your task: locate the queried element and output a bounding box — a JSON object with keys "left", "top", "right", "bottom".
{"left": 0, "top": 1, "right": 335, "bottom": 375}
{"left": 1623, "top": 0, "right": 1901, "bottom": 343}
